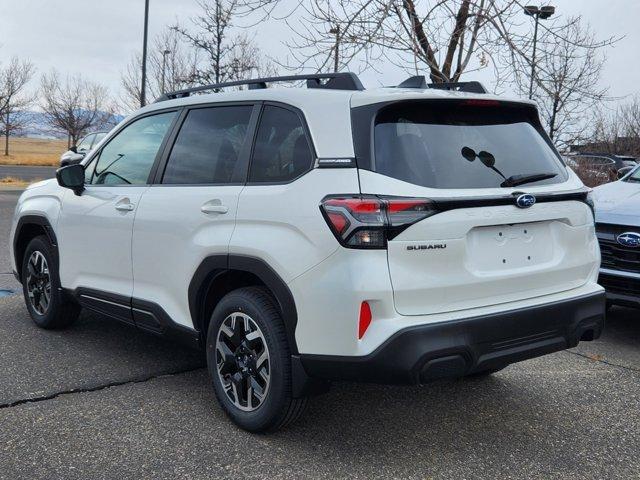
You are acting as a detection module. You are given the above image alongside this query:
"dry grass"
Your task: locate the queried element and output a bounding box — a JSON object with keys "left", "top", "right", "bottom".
{"left": 0, "top": 176, "right": 41, "bottom": 188}
{"left": 0, "top": 137, "right": 67, "bottom": 166}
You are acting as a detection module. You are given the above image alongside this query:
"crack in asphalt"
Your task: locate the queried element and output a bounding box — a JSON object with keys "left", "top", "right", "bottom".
{"left": 0, "top": 366, "right": 206, "bottom": 410}
{"left": 564, "top": 349, "right": 640, "bottom": 374}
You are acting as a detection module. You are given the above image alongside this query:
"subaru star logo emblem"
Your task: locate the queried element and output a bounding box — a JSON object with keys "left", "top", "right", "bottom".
{"left": 616, "top": 232, "right": 640, "bottom": 248}
{"left": 515, "top": 194, "right": 536, "bottom": 209}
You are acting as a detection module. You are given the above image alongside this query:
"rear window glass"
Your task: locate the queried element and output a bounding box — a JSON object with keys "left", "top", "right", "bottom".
{"left": 162, "top": 106, "right": 252, "bottom": 184}
{"left": 373, "top": 102, "right": 566, "bottom": 189}
{"left": 249, "top": 106, "right": 314, "bottom": 183}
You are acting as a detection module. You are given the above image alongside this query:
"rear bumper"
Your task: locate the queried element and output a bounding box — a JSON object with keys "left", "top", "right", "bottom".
{"left": 300, "top": 291, "right": 605, "bottom": 385}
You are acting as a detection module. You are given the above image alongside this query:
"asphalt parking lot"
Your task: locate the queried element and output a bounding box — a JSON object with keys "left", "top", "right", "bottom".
{"left": 1, "top": 189, "right": 639, "bottom": 479}
{"left": 0, "top": 165, "right": 57, "bottom": 183}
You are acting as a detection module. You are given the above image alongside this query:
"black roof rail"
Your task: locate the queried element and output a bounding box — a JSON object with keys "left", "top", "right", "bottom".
{"left": 397, "top": 75, "right": 487, "bottom": 94}
{"left": 155, "top": 72, "right": 365, "bottom": 102}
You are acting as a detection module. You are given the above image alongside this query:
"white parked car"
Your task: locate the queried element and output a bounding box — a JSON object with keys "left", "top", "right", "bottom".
{"left": 593, "top": 164, "right": 640, "bottom": 308}
{"left": 10, "top": 73, "right": 605, "bottom": 432}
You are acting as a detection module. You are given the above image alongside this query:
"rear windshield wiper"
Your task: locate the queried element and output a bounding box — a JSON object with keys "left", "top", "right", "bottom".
{"left": 500, "top": 172, "right": 557, "bottom": 188}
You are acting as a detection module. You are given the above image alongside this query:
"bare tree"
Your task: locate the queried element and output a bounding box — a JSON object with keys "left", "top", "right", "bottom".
{"left": 0, "top": 57, "right": 35, "bottom": 156}
{"left": 239, "top": 0, "right": 518, "bottom": 80}
{"left": 172, "top": 0, "right": 275, "bottom": 88}
{"left": 121, "top": 28, "right": 197, "bottom": 111}
{"left": 588, "top": 97, "right": 640, "bottom": 157}
{"left": 241, "top": 0, "right": 617, "bottom": 94}
{"left": 40, "top": 70, "right": 113, "bottom": 148}
{"left": 512, "top": 18, "right": 609, "bottom": 148}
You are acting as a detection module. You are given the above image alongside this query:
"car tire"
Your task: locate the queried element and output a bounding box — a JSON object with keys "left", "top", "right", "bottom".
{"left": 206, "top": 287, "right": 307, "bottom": 433}
{"left": 21, "top": 235, "right": 80, "bottom": 329}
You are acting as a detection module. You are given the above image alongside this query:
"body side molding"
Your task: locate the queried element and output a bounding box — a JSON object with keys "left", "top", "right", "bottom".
{"left": 65, "top": 287, "right": 201, "bottom": 350}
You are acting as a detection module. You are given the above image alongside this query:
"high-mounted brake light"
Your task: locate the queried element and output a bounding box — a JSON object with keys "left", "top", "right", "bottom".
{"left": 460, "top": 99, "right": 501, "bottom": 107}
{"left": 320, "top": 195, "right": 438, "bottom": 249}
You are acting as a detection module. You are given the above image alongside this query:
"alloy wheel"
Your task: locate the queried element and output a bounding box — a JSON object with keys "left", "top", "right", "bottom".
{"left": 26, "top": 250, "right": 51, "bottom": 315}
{"left": 216, "top": 312, "right": 271, "bottom": 412}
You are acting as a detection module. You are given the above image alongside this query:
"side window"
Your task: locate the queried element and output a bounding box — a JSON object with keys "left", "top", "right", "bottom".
{"left": 76, "top": 134, "right": 94, "bottom": 152}
{"left": 90, "top": 132, "right": 107, "bottom": 149}
{"left": 162, "top": 106, "right": 253, "bottom": 184}
{"left": 249, "top": 106, "right": 314, "bottom": 183}
{"left": 89, "top": 111, "right": 176, "bottom": 185}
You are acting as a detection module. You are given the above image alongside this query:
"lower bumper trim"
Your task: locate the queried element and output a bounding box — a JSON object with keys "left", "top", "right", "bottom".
{"left": 301, "top": 291, "right": 605, "bottom": 385}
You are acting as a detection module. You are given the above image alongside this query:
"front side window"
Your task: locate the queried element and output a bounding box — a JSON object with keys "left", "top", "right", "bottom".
{"left": 88, "top": 111, "right": 176, "bottom": 185}
{"left": 162, "top": 106, "right": 253, "bottom": 184}
{"left": 373, "top": 101, "right": 567, "bottom": 189}
{"left": 249, "top": 106, "right": 314, "bottom": 183}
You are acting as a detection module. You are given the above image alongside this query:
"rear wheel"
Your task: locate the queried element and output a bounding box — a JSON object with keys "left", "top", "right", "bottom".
{"left": 21, "top": 235, "right": 80, "bottom": 329}
{"left": 206, "top": 287, "right": 306, "bottom": 433}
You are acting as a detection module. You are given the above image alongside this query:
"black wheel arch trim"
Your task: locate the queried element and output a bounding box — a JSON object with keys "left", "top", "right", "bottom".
{"left": 188, "top": 254, "right": 300, "bottom": 355}
{"left": 13, "top": 215, "right": 59, "bottom": 281}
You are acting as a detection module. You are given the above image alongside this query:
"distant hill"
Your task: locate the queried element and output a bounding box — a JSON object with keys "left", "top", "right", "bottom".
{"left": 14, "top": 110, "right": 125, "bottom": 139}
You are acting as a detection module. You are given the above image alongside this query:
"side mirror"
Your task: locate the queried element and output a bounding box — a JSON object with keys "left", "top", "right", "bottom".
{"left": 70, "top": 145, "right": 78, "bottom": 153}
{"left": 618, "top": 166, "right": 633, "bottom": 179}
{"left": 60, "top": 153, "right": 85, "bottom": 167}
{"left": 56, "top": 164, "right": 85, "bottom": 195}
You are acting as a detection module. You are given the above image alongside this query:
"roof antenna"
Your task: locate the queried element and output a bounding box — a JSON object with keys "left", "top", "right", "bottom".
{"left": 397, "top": 75, "right": 428, "bottom": 89}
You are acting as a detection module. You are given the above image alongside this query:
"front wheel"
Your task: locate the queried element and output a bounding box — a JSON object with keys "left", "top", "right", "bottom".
{"left": 206, "top": 287, "right": 306, "bottom": 433}
{"left": 21, "top": 235, "right": 80, "bottom": 329}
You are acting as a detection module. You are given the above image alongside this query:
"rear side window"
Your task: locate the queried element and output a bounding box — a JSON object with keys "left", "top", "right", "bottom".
{"left": 163, "top": 106, "right": 253, "bottom": 184}
{"left": 372, "top": 101, "right": 566, "bottom": 189}
{"left": 249, "top": 106, "right": 314, "bottom": 183}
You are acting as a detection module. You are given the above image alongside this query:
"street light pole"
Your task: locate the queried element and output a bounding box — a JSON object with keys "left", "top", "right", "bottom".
{"left": 524, "top": 5, "right": 555, "bottom": 100}
{"left": 329, "top": 26, "right": 340, "bottom": 73}
{"left": 140, "top": 0, "right": 150, "bottom": 107}
{"left": 529, "top": 14, "right": 540, "bottom": 99}
{"left": 161, "top": 49, "right": 171, "bottom": 94}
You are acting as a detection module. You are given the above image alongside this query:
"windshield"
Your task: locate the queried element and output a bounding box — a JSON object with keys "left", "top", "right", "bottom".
{"left": 625, "top": 165, "right": 640, "bottom": 182}
{"left": 373, "top": 102, "right": 566, "bottom": 189}
{"left": 92, "top": 132, "right": 107, "bottom": 146}
{"left": 76, "top": 134, "right": 94, "bottom": 151}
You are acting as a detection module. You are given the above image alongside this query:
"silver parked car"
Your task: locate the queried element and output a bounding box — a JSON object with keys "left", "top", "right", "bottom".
{"left": 60, "top": 131, "right": 108, "bottom": 166}
{"left": 593, "top": 164, "right": 640, "bottom": 308}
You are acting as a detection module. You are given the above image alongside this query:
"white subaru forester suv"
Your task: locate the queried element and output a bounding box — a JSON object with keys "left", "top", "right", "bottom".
{"left": 10, "top": 73, "right": 605, "bottom": 432}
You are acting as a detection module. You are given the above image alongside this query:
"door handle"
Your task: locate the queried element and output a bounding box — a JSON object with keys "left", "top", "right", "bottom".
{"left": 115, "top": 201, "right": 135, "bottom": 212}
{"left": 201, "top": 203, "right": 229, "bottom": 214}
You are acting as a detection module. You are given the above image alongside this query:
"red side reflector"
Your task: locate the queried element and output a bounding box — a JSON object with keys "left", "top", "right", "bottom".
{"left": 358, "top": 301, "right": 372, "bottom": 339}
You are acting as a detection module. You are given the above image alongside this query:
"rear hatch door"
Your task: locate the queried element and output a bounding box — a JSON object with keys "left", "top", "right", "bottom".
{"left": 354, "top": 98, "right": 599, "bottom": 315}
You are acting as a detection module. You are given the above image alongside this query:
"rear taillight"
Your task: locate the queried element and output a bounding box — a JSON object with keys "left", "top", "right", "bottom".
{"left": 320, "top": 195, "right": 438, "bottom": 249}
